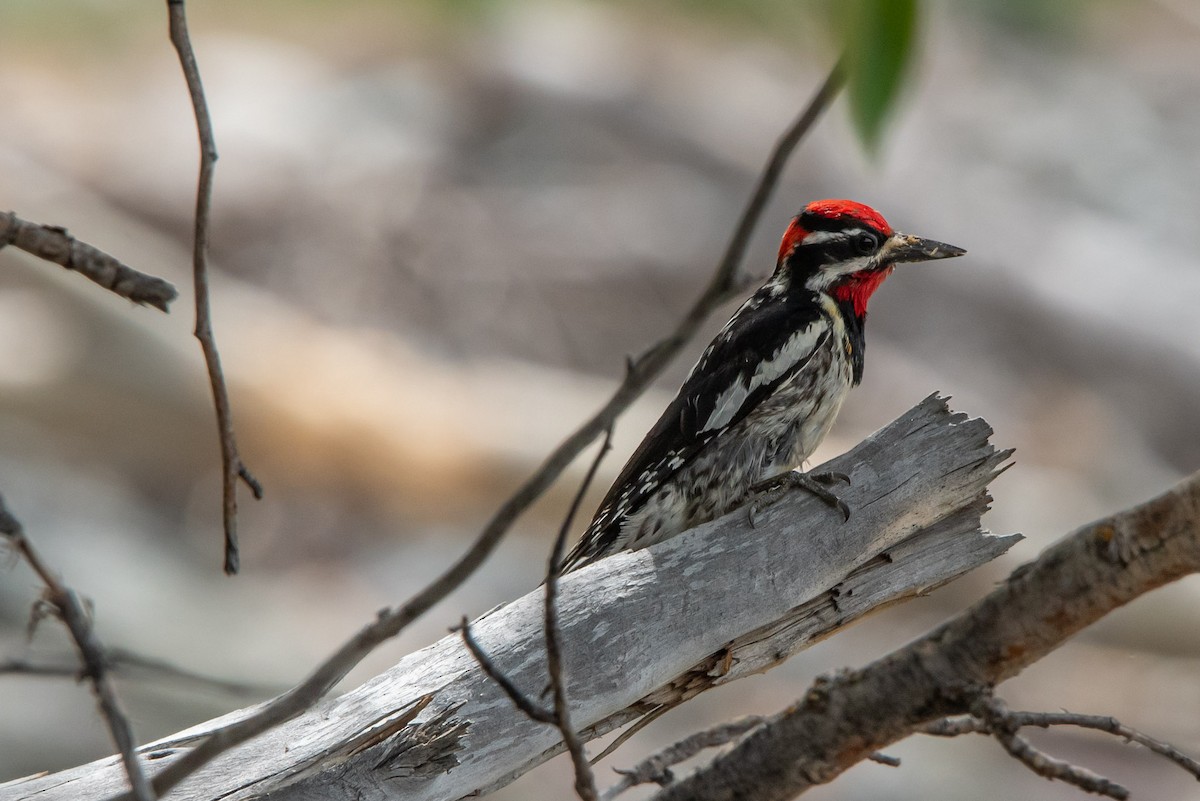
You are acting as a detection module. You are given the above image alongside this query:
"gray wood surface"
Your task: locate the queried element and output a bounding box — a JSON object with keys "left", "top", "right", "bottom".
{"left": 4, "top": 394, "right": 1017, "bottom": 801}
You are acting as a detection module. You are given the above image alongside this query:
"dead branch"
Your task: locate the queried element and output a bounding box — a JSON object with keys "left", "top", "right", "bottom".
{"left": 975, "top": 695, "right": 1130, "bottom": 800}
{"left": 602, "top": 716, "right": 764, "bottom": 800}
{"left": 462, "top": 428, "right": 635, "bottom": 800}
{"left": 0, "top": 648, "right": 280, "bottom": 699}
{"left": 650, "top": 467, "right": 1200, "bottom": 801}
{"left": 458, "top": 618, "right": 555, "bottom": 724}
{"left": 990, "top": 726, "right": 1127, "bottom": 799}
{"left": 0, "top": 496, "right": 155, "bottom": 801}
{"left": 916, "top": 695, "right": 1200, "bottom": 799}
{"left": 4, "top": 394, "right": 1013, "bottom": 801}
{"left": 166, "top": 0, "right": 262, "bottom": 576}
{"left": 0, "top": 211, "right": 176, "bottom": 311}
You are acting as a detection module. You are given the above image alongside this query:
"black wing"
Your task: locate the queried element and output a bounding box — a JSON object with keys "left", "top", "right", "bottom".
{"left": 563, "top": 292, "right": 829, "bottom": 569}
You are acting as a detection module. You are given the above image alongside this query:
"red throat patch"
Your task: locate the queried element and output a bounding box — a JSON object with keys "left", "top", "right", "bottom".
{"left": 831, "top": 266, "right": 894, "bottom": 317}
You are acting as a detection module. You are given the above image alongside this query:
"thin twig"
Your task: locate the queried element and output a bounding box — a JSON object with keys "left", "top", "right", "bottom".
{"left": 994, "top": 729, "right": 1128, "bottom": 799}
{"left": 603, "top": 716, "right": 764, "bottom": 800}
{"left": 0, "top": 496, "right": 155, "bottom": 801}
{"left": 166, "top": 0, "right": 262, "bottom": 576}
{"left": 0, "top": 649, "right": 281, "bottom": 699}
{"left": 920, "top": 696, "right": 1200, "bottom": 791}
{"left": 459, "top": 431, "right": 615, "bottom": 798}
{"left": 707, "top": 54, "right": 846, "bottom": 299}
{"left": 0, "top": 211, "right": 177, "bottom": 310}
{"left": 115, "top": 61, "right": 845, "bottom": 801}
{"left": 1014, "top": 711, "right": 1200, "bottom": 778}
{"left": 978, "top": 697, "right": 1128, "bottom": 800}
{"left": 591, "top": 704, "right": 675, "bottom": 765}
{"left": 544, "top": 427, "right": 614, "bottom": 801}
{"left": 457, "top": 617, "right": 554, "bottom": 724}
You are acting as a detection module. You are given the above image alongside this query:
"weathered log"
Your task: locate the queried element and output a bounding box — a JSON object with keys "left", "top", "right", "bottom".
{"left": 3, "top": 394, "right": 1015, "bottom": 801}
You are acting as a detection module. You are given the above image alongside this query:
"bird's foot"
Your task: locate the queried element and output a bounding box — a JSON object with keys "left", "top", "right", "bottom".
{"left": 747, "top": 470, "right": 851, "bottom": 525}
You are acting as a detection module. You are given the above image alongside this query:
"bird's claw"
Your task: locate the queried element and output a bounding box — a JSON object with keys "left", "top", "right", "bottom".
{"left": 749, "top": 471, "right": 852, "bottom": 522}
{"left": 833, "top": 497, "right": 851, "bottom": 522}
{"left": 810, "top": 470, "right": 851, "bottom": 487}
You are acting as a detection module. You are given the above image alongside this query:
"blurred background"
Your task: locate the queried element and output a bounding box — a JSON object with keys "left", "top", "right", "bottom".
{"left": 1, "top": 1, "right": 1199, "bottom": 798}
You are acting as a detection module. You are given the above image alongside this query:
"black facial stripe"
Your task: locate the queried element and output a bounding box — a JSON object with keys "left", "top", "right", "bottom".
{"left": 786, "top": 233, "right": 879, "bottom": 277}
{"left": 784, "top": 241, "right": 825, "bottom": 283}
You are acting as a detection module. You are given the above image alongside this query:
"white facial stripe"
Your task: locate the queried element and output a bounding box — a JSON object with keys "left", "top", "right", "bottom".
{"left": 801, "top": 227, "right": 870, "bottom": 247}
{"left": 800, "top": 229, "right": 840, "bottom": 245}
{"left": 807, "top": 254, "right": 876, "bottom": 292}
{"left": 701, "top": 323, "right": 824, "bottom": 433}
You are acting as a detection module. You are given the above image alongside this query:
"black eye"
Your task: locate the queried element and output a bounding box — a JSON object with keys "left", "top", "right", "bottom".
{"left": 852, "top": 232, "right": 878, "bottom": 255}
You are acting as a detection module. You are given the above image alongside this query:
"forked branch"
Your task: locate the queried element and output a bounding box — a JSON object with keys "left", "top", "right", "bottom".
{"left": 916, "top": 694, "right": 1200, "bottom": 801}
{"left": 0, "top": 496, "right": 155, "bottom": 801}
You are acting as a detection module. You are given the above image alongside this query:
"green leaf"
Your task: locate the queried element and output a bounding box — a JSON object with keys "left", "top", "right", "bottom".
{"left": 842, "top": 0, "right": 919, "bottom": 154}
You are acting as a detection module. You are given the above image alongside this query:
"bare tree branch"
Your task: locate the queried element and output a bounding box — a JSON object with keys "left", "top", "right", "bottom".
{"left": 461, "top": 430, "right": 615, "bottom": 798}
{"left": 975, "top": 695, "right": 1129, "bottom": 800}
{"left": 82, "top": 59, "right": 846, "bottom": 800}
{"left": 991, "top": 727, "right": 1127, "bottom": 800}
{"left": 650, "top": 469, "right": 1200, "bottom": 801}
{"left": 458, "top": 618, "right": 555, "bottom": 724}
{"left": 166, "top": 0, "right": 262, "bottom": 576}
{"left": 0, "top": 648, "right": 281, "bottom": 699}
{"left": 918, "top": 696, "right": 1200, "bottom": 793}
{"left": 0, "top": 495, "right": 155, "bottom": 801}
{"left": 1017, "top": 714, "right": 1200, "bottom": 778}
{"left": 602, "top": 716, "right": 764, "bottom": 800}
{"left": 0, "top": 211, "right": 177, "bottom": 311}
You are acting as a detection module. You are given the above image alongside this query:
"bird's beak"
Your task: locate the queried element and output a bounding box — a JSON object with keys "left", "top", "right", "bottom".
{"left": 883, "top": 233, "right": 967, "bottom": 264}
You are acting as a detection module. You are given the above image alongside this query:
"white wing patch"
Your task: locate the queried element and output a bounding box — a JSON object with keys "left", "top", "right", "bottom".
{"left": 703, "top": 377, "right": 751, "bottom": 433}
{"left": 701, "top": 322, "right": 826, "bottom": 433}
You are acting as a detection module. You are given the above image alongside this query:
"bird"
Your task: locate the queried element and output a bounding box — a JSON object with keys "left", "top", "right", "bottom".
{"left": 561, "top": 199, "right": 965, "bottom": 572}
